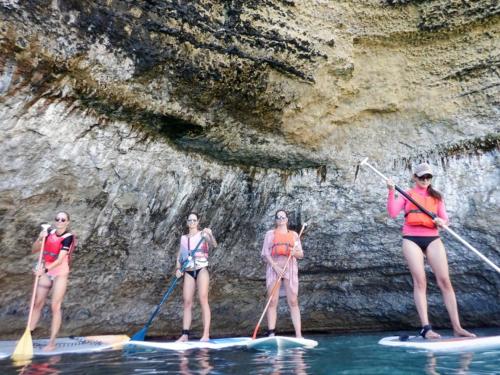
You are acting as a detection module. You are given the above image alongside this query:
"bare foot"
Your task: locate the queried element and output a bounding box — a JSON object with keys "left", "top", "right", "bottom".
{"left": 42, "top": 341, "right": 56, "bottom": 352}
{"left": 200, "top": 336, "right": 210, "bottom": 342}
{"left": 454, "top": 328, "right": 476, "bottom": 338}
{"left": 176, "top": 334, "right": 189, "bottom": 343}
{"left": 425, "top": 330, "right": 441, "bottom": 339}
{"left": 295, "top": 335, "right": 304, "bottom": 339}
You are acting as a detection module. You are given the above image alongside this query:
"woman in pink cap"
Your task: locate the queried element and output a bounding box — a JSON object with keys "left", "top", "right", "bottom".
{"left": 387, "top": 163, "right": 475, "bottom": 339}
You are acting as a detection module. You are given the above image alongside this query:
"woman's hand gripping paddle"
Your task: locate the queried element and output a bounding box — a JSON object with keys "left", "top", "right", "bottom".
{"left": 12, "top": 224, "right": 51, "bottom": 361}
{"left": 131, "top": 237, "right": 206, "bottom": 341}
{"left": 359, "top": 158, "right": 499, "bottom": 273}
{"left": 252, "top": 222, "right": 308, "bottom": 340}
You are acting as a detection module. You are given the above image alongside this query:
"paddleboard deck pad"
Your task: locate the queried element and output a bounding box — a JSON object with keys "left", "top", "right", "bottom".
{"left": 127, "top": 337, "right": 252, "bottom": 351}
{"left": 379, "top": 335, "right": 500, "bottom": 352}
{"left": 0, "top": 335, "right": 130, "bottom": 359}
{"left": 247, "top": 336, "right": 318, "bottom": 350}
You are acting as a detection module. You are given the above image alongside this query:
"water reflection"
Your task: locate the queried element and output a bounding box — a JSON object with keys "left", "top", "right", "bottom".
{"left": 177, "top": 348, "right": 213, "bottom": 375}
{"left": 425, "top": 352, "right": 473, "bottom": 375}
{"left": 253, "top": 349, "right": 308, "bottom": 375}
{"left": 18, "top": 356, "right": 61, "bottom": 375}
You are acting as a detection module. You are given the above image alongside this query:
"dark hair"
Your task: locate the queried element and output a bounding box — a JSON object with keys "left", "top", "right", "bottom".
{"left": 57, "top": 211, "right": 71, "bottom": 221}
{"left": 413, "top": 177, "right": 442, "bottom": 201}
{"left": 427, "top": 184, "right": 442, "bottom": 201}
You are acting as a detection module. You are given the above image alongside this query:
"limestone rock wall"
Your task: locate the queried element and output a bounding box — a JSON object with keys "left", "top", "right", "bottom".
{"left": 0, "top": 0, "right": 498, "bottom": 338}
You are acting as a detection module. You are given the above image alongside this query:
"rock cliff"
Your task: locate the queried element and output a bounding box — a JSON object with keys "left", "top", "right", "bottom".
{"left": 0, "top": 0, "right": 498, "bottom": 338}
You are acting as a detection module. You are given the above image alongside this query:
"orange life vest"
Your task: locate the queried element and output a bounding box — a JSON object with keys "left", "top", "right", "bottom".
{"left": 271, "top": 230, "right": 295, "bottom": 256}
{"left": 404, "top": 190, "right": 439, "bottom": 228}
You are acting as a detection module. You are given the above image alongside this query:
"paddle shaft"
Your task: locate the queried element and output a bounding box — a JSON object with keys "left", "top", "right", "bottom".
{"left": 12, "top": 225, "right": 50, "bottom": 360}
{"left": 27, "top": 226, "right": 50, "bottom": 328}
{"left": 252, "top": 223, "right": 307, "bottom": 339}
{"left": 137, "top": 237, "right": 206, "bottom": 335}
{"left": 360, "top": 159, "right": 500, "bottom": 273}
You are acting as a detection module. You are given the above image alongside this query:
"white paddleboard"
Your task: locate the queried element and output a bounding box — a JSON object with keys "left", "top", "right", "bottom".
{"left": 127, "top": 337, "right": 252, "bottom": 351}
{"left": 0, "top": 335, "right": 130, "bottom": 359}
{"left": 379, "top": 335, "right": 500, "bottom": 352}
{"left": 247, "top": 336, "right": 318, "bottom": 350}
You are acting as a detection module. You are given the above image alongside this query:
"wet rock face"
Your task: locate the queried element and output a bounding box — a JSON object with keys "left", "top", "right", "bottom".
{"left": 0, "top": 1, "right": 499, "bottom": 338}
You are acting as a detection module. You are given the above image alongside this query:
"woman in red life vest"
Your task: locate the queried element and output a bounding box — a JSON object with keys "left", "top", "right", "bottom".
{"left": 261, "top": 209, "right": 304, "bottom": 338}
{"left": 31, "top": 211, "right": 75, "bottom": 351}
{"left": 175, "top": 212, "right": 217, "bottom": 342}
{"left": 387, "top": 163, "right": 475, "bottom": 339}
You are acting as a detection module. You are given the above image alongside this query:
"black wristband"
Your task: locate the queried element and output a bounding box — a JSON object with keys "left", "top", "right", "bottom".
{"left": 44, "top": 267, "right": 48, "bottom": 273}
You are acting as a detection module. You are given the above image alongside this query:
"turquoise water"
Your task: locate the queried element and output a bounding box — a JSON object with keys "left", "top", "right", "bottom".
{"left": 1, "top": 328, "right": 499, "bottom": 374}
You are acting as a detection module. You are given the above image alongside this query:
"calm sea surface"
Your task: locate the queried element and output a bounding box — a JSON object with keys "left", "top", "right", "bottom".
{"left": 1, "top": 328, "right": 499, "bottom": 374}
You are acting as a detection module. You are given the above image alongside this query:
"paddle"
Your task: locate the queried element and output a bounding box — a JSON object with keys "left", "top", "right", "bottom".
{"left": 359, "top": 157, "right": 500, "bottom": 273}
{"left": 131, "top": 237, "right": 206, "bottom": 341}
{"left": 252, "top": 222, "right": 308, "bottom": 340}
{"left": 12, "top": 224, "right": 51, "bottom": 361}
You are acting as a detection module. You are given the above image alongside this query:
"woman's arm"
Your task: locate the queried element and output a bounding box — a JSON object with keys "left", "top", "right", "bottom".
{"left": 292, "top": 232, "right": 304, "bottom": 259}
{"left": 387, "top": 189, "right": 406, "bottom": 218}
{"left": 45, "top": 250, "right": 68, "bottom": 271}
{"left": 31, "top": 228, "right": 49, "bottom": 253}
{"left": 202, "top": 228, "right": 217, "bottom": 248}
{"left": 261, "top": 231, "right": 281, "bottom": 272}
{"left": 434, "top": 199, "right": 449, "bottom": 227}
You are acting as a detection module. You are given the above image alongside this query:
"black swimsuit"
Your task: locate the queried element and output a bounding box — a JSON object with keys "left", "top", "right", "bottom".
{"left": 185, "top": 268, "right": 207, "bottom": 280}
{"left": 403, "top": 236, "right": 440, "bottom": 252}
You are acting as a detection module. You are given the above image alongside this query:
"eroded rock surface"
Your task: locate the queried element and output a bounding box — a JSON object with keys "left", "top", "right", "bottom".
{"left": 0, "top": 1, "right": 498, "bottom": 338}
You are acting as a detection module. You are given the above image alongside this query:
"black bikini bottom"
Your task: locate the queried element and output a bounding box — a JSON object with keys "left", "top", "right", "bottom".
{"left": 403, "top": 236, "right": 440, "bottom": 253}
{"left": 185, "top": 268, "right": 208, "bottom": 280}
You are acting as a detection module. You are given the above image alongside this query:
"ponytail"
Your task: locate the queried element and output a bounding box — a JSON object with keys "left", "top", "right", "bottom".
{"left": 427, "top": 184, "right": 442, "bottom": 201}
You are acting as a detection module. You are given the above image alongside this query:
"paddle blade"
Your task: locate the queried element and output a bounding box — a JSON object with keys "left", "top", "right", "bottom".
{"left": 11, "top": 327, "right": 33, "bottom": 361}
{"left": 131, "top": 327, "right": 148, "bottom": 342}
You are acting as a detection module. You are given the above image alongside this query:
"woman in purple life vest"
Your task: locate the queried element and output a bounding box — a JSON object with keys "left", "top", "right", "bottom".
{"left": 175, "top": 212, "right": 217, "bottom": 342}
{"left": 31, "top": 211, "right": 75, "bottom": 351}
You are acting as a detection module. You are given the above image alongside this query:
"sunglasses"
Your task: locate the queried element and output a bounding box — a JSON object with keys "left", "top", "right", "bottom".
{"left": 417, "top": 174, "right": 433, "bottom": 181}
{"left": 275, "top": 216, "right": 287, "bottom": 220}
{"left": 187, "top": 219, "right": 198, "bottom": 223}
{"left": 54, "top": 217, "right": 67, "bottom": 222}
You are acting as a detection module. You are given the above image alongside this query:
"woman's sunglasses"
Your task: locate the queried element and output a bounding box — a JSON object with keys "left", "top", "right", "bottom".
{"left": 54, "top": 217, "right": 67, "bottom": 222}
{"left": 417, "top": 174, "right": 433, "bottom": 181}
{"left": 187, "top": 219, "right": 198, "bottom": 223}
{"left": 275, "top": 216, "right": 287, "bottom": 220}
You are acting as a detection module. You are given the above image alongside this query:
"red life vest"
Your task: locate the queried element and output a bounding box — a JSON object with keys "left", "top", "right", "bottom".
{"left": 404, "top": 190, "right": 439, "bottom": 228}
{"left": 271, "top": 230, "right": 296, "bottom": 256}
{"left": 43, "top": 230, "right": 75, "bottom": 263}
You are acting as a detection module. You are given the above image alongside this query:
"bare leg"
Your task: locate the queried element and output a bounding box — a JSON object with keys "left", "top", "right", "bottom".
{"left": 177, "top": 273, "right": 196, "bottom": 342}
{"left": 29, "top": 275, "right": 51, "bottom": 331}
{"left": 426, "top": 239, "right": 475, "bottom": 338}
{"left": 402, "top": 239, "right": 440, "bottom": 339}
{"left": 197, "top": 268, "right": 211, "bottom": 341}
{"left": 43, "top": 275, "right": 68, "bottom": 351}
{"left": 266, "top": 279, "right": 281, "bottom": 335}
{"left": 284, "top": 279, "right": 302, "bottom": 338}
